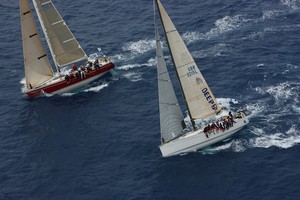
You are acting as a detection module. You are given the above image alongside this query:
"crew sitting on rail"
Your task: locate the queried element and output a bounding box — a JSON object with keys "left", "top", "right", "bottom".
{"left": 72, "top": 63, "right": 77, "bottom": 71}
{"left": 203, "top": 112, "right": 238, "bottom": 138}
{"left": 94, "top": 58, "right": 100, "bottom": 69}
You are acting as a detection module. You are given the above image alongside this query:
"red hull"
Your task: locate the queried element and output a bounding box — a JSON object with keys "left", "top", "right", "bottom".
{"left": 26, "top": 62, "right": 115, "bottom": 97}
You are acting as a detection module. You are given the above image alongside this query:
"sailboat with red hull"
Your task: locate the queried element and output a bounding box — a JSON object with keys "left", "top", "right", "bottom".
{"left": 20, "top": 0, "right": 115, "bottom": 97}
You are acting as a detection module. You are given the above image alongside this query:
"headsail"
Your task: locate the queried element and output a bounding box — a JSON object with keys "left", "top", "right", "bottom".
{"left": 20, "top": 0, "right": 54, "bottom": 90}
{"left": 155, "top": 16, "right": 184, "bottom": 143}
{"left": 156, "top": 0, "right": 222, "bottom": 120}
{"left": 32, "top": 0, "right": 87, "bottom": 68}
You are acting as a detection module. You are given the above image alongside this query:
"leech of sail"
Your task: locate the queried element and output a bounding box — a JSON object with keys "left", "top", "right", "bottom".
{"left": 20, "top": 0, "right": 54, "bottom": 90}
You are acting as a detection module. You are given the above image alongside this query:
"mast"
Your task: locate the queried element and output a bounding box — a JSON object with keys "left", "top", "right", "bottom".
{"left": 155, "top": 0, "right": 196, "bottom": 130}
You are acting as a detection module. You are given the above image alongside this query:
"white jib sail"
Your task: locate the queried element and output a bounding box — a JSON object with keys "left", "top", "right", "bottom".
{"left": 156, "top": 0, "right": 222, "bottom": 120}
{"left": 33, "top": 0, "right": 87, "bottom": 68}
{"left": 155, "top": 17, "right": 184, "bottom": 143}
{"left": 20, "top": 0, "right": 54, "bottom": 90}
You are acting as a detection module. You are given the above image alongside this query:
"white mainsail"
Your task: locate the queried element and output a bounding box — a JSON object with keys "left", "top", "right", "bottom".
{"left": 155, "top": 17, "right": 184, "bottom": 143}
{"left": 32, "top": 0, "right": 87, "bottom": 68}
{"left": 20, "top": 0, "right": 54, "bottom": 90}
{"left": 156, "top": 0, "right": 222, "bottom": 120}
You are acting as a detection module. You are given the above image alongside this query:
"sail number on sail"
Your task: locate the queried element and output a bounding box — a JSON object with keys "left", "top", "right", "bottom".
{"left": 202, "top": 88, "right": 218, "bottom": 111}
{"left": 187, "top": 65, "right": 198, "bottom": 77}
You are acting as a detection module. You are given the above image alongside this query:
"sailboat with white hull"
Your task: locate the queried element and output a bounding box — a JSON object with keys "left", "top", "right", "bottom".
{"left": 20, "top": 0, "right": 115, "bottom": 97}
{"left": 154, "top": 0, "right": 249, "bottom": 157}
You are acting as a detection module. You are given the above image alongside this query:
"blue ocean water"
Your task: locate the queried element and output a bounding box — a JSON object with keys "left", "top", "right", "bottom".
{"left": 0, "top": 0, "right": 300, "bottom": 199}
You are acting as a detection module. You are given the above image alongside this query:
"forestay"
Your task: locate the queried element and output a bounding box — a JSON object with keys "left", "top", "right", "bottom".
{"left": 155, "top": 17, "right": 184, "bottom": 143}
{"left": 156, "top": 0, "right": 222, "bottom": 120}
{"left": 20, "top": 0, "right": 53, "bottom": 89}
{"left": 33, "top": 0, "right": 87, "bottom": 68}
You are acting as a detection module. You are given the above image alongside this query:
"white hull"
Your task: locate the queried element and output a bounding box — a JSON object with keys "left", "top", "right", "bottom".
{"left": 159, "top": 116, "right": 249, "bottom": 157}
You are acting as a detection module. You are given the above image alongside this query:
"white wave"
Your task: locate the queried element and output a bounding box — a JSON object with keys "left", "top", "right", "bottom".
{"left": 84, "top": 82, "right": 109, "bottom": 92}
{"left": 246, "top": 31, "right": 265, "bottom": 40}
{"left": 118, "top": 64, "right": 142, "bottom": 71}
{"left": 261, "top": 10, "right": 283, "bottom": 21}
{"left": 230, "top": 140, "right": 247, "bottom": 152}
{"left": 244, "top": 23, "right": 300, "bottom": 41}
{"left": 246, "top": 103, "right": 265, "bottom": 118}
{"left": 112, "top": 53, "right": 134, "bottom": 63}
{"left": 117, "top": 58, "right": 156, "bottom": 71}
{"left": 250, "top": 127, "right": 265, "bottom": 136}
{"left": 122, "top": 38, "right": 156, "bottom": 55}
{"left": 281, "top": 0, "right": 300, "bottom": 9}
{"left": 192, "top": 43, "right": 230, "bottom": 58}
{"left": 147, "top": 57, "right": 157, "bottom": 67}
{"left": 61, "top": 83, "right": 109, "bottom": 96}
{"left": 287, "top": 63, "right": 299, "bottom": 69}
{"left": 123, "top": 72, "right": 142, "bottom": 82}
{"left": 254, "top": 82, "right": 299, "bottom": 104}
{"left": 249, "top": 125, "right": 300, "bottom": 149}
{"left": 20, "top": 78, "right": 26, "bottom": 93}
{"left": 266, "top": 82, "right": 297, "bottom": 102}
{"left": 183, "top": 15, "right": 251, "bottom": 43}
{"left": 292, "top": 106, "right": 300, "bottom": 113}
{"left": 200, "top": 139, "right": 246, "bottom": 154}
{"left": 256, "top": 63, "right": 265, "bottom": 67}
{"left": 182, "top": 31, "right": 206, "bottom": 44}
{"left": 111, "top": 39, "right": 157, "bottom": 63}
{"left": 217, "top": 98, "right": 239, "bottom": 110}
{"left": 61, "top": 93, "right": 75, "bottom": 97}
{"left": 203, "top": 125, "right": 300, "bottom": 154}
{"left": 200, "top": 142, "right": 232, "bottom": 154}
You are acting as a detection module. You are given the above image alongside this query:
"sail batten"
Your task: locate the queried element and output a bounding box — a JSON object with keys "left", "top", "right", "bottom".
{"left": 63, "top": 38, "right": 75, "bottom": 43}
{"left": 33, "top": 0, "right": 87, "bottom": 68}
{"left": 156, "top": 0, "right": 222, "bottom": 120}
{"left": 20, "top": 0, "right": 54, "bottom": 90}
{"left": 52, "top": 20, "right": 63, "bottom": 25}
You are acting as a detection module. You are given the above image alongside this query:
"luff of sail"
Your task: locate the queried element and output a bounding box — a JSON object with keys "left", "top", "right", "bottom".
{"left": 155, "top": 16, "right": 184, "bottom": 143}
{"left": 20, "top": 0, "right": 54, "bottom": 90}
{"left": 33, "top": 0, "right": 87, "bottom": 68}
{"left": 156, "top": 0, "right": 222, "bottom": 120}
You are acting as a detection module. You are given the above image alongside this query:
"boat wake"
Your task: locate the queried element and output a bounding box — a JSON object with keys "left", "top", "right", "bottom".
{"left": 199, "top": 124, "right": 300, "bottom": 155}
{"left": 197, "top": 80, "right": 300, "bottom": 155}
{"left": 60, "top": 82, "right": 110, "bottom": 96}
{"left": 83, "top": 82, "right": 109, "bottom": 93}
